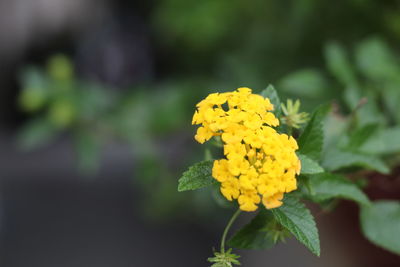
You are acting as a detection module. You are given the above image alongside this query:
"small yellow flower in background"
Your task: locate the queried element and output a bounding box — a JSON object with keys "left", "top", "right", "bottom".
{"left": 192, "top": 88, "right": 301, "bottom": 212}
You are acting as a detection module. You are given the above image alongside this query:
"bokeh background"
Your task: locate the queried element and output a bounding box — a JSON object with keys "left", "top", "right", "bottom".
{"left": 0, "top": 0, "right": 399, "bottom": 266}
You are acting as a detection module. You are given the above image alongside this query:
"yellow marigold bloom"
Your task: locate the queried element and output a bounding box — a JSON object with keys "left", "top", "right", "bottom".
{"left": 192, "top": 88, "right": 301, "bottom": 212}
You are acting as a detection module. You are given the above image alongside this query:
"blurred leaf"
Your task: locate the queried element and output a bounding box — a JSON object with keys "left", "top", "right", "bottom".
{"left": 323, "top": 112, "right": 349, "bottom": 151}
{"left": 346, "top": 123, "right": 379, "bottom": 150}
{"left": 324, "top": 42, "right": 357, "bottom": 87}
{"left": 344, "top": 88, "right": 382, "bottom": 126}
{"left": 298, "top": 104, "right": 330, "bottom": 161}
{"left": 19, "top": 66, "right": 48, "bottom": 88}
{"left": 359, "top": 126, "right": 400, "bottom": 155}
{"left": 279, "top": 69, "right": 326, "bottom": 98}
{"left": 228, "top": 209, "right": 277, "bottom": 249}
{"left": 360, "top": 201, "right": 400, "bottom": 255}
{"left": 19, "top": 67, "right": 49, "bottom": 112}
{"left": 355, "top": 37, "right": 399, "bottom": 81}
{"left": 109, "top": 92, "right": 152, "bottom": 145}
{"left": 47, "top": 54, "right": 74, "bottom": 81}
{"left": 178, "top": 160, "right": 216, "bottom": 191}
{"left": 17, "top": 118, "right": 58, "bottom": 151}
{"left": 271, "top": 197, "right": 320, "bottom": 256}
{"left": 154, "top": 0, "right": 240, "bottom": 50}
{"left": 74, "top": 130, "right": 101, "bottom": 174}
{"left": 307, "top": 173, "right": 370, "bottom": 206}
{"left": 19, "top": 87, "right": 48, "bottom": 112}
{"left": 382, "top": 84, "right": 400, "bottom": 123}
{"left": 322, "top": 148, "right": 390, "bottom": 174}
{"left": 343, "top": 86, "right": 363, "bottom": 110}
{"left": 77, "top": 83, "right": 114, "bottom": 119}
{"left": 204, "top": 148, "right": 213, "bottom": 161}
{"left": 356, "top": 92, "right": 386, "bottom": 126}
{"left": 47, "top": 99, "right": 76, "bottom": 128}
{"left": 260, "top": 85, "right": 281, "bottom": 117}
{"left": 298, "top": 154, "right": 324, "bottom": 175}
{"left": 150, "top": 89, "right": 187, "bottom": 134}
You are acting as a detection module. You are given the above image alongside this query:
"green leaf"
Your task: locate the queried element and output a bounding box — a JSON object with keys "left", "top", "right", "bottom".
{"left": 355, "top": 37, "right": 399, "bottom": 81}
{"left": 360, "top": 201, "right": 400, "bottom": 255}
{"left": 260, "top": 85, "right": 281, "bottom": 117}
{"left": 359, "top": 127, "right": 400, "bottom": 155}
{"left": 74, "top": 129, "right": 101, "bottom": 174}
{"left": 324, "top": 41, "right": 357, "bottom": 87}
{"left": 346, "top": 123, "right": 379, "bottom": 150}
{"left": 307, "top": 173, "right": 370, "bottom": 206}
{"left": 298, "top": 104, "right": 330, "bottom": 161}
{"left": 382, "top": 83, "right": 400, "bottom": 124}
{"left": 178, "top": 160, "right": 216, "bottom": 191}
{"left": 17, "top": 118, "right": 58, "bottom": 151}
{"left": 271, "top": 197, "right": 320, "bottom": 256}
{"left": 278, "top": 69, "right": 326, "bottom": 98}
{"left": 323, "top": 111, "right": 349, "bottom": 151}
{"left": 343, "top": 86, "right": 363, "bottom": 110}
{"left": 18, "top": 67, "right": 49, "bottom": 108}
{"left": 228, "top": 209, "right": 277, "bottom": 249}
{"left": 322, "top": 148, "right": 390, "bottom": 174}
{"left": 298, "top": 154, "right": 324, "bottom": 175}
{"left": 355, "top": 91, "right": 386, "bottom": 126}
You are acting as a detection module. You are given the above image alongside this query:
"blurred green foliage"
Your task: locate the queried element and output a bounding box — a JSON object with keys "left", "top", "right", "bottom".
{"left": 17, "top": 54, "right": 225, "bottom": 223}
{"left": 16, "top": 1, "right": 400, "bottom": 231}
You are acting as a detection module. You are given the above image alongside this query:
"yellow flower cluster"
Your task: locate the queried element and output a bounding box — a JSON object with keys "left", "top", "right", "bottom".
{"left": 192, "top": 88, "right": 301, "bottom": 212}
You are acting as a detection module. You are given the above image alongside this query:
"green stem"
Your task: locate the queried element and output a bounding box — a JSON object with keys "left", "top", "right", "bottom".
{"left": 220, "top": 209, "right": 241, "bottom": 253}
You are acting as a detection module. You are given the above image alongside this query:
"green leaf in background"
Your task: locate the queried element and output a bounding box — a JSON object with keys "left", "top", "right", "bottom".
{"left": 343, "top": 86, "right": 363, "bottom": 110}
{"left": 382, "top": 83, "right": 400, "bottom": 124}
{"left": 74, "top": 129, "right": 101, "bottom": 174}
{"left": 17, "top": 118, "right": 58, "bottom": 151}
{"left": 324, "top": 41, "right": 357, "bottom": 87}
{"left": 322, "top": 148, "right": 389, "bottom": 174}
{"left": 355, "top": 91, "right": 386, "bottom": 126}
{"left": 298, "top": 104, "right": 330, "bottom": 161}
{"left": 77, "top": 83, "right": 114, "bottom": 120}
{"left": 323, "top": 111, "right": 349, "bottom": 152}
{"left": 271, "top": 197, "right": 320, "bottom": 256}
{"left": 360, "top": 201, "right": 400, "bottom": 255}
{"left": 47, "top": 54, "right": 74, "bottom": 81}
{"left": 306, "top": 173, "right": 370, "bottom": 206}
{"left": 278, "top": 69, "right": 326, "bottom": 98}
{"left": 298, "top": 154, "right": 324, "bottom": 175}
{"left": 260, "top": 85, "right": 281, "bottom": 117}
{"left": 228, "top": 209, "right": 279, "bottom": 249}
{"left": 355, "top": 37, "right": 399, "bottom": 81}
{"left": 359, "top": 126, "right": 400, "bottom": 155}
{"left": 178, "top": 160, "right": 216, "bottom": 191}
{"left": 19, "top": 87, "right": 49, "bottom": 112}
{"left": 47, "top": 98, "right": 77, "bottom": 128}
{"left": 346, "top": 123, "right": 379, "bottom": 150}
{"left": 18, "top": 67, "right": 49, "bottom": 112}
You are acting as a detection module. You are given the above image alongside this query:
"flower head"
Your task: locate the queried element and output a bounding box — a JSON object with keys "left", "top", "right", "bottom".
{"left": 281, "top": 99, "right": 309, "bottom": 129}
{"left": 193, "top": 88, "right": 301, "bottom": 212}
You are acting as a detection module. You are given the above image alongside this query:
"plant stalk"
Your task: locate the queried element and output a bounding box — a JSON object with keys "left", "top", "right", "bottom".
{"left": 220, "top": 209, "right": 241, "bottom": 253}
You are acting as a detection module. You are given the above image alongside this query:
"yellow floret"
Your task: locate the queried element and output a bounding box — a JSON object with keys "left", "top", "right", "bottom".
{"left": 263, "top": 192, "right": 284, "bottom": 209}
